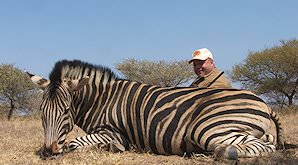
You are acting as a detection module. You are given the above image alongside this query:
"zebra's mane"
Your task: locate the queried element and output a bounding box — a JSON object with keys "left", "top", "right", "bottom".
{"left": 49, "top": 59, "right": 119, "bottom": 85}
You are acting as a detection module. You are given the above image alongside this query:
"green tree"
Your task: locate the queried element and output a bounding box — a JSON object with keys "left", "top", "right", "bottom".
{"left": 231, "top": 39, "right": 298, "bottom": 107}
{"left": 115, "top": 58, "right": 195, "bottom": 87}
{"left": 0, "top": 64, "right": 37, "bottom": 119}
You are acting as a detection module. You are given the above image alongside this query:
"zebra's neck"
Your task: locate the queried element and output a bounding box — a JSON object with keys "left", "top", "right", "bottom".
{"left": 70, "top": 79, "right": 158, "bottom": 133}
{"left": 71, "top": 76, "right": 118, "bottom": 131}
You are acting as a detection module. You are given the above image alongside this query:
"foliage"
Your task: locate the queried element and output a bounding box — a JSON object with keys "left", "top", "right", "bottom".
{"left": 231, "top": 39, "right": 298, "bottom": 107}
{"left": 0, "top": 64, "right": 39, "bottom": 119}
{"left": 115, "top": 58, "right": 195, "bottom": 87}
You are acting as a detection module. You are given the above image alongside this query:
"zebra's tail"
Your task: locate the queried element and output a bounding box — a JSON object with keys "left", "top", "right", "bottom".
{"left": 270, "top": 110, "right": 298, "bottom": 150}
{"left": 270, "top": 110, "right": 285, "bottom": 150}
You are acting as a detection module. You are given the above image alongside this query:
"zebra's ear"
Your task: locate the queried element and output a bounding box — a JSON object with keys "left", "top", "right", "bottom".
{"left": 26, "top": 71, "right": 50, "bottom": 89}
{"left": 67, "top": 76, "right": 89, "bottom": 92}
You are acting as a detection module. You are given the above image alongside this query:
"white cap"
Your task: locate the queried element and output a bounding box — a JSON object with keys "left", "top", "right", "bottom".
{"left": 189, "top": 48, "right": 213, "bottom": 63}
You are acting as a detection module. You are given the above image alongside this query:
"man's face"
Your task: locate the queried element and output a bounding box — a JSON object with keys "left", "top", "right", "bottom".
{"left": 192, "top": 58, "right": 214, "bottom": 77}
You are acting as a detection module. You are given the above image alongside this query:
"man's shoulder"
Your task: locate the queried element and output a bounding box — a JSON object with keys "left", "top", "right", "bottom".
{"left": 205, "top": 68, "right": 222, "bottom": 79}
{"left": 208, "top": 68, "right": 232, "bottom": 88}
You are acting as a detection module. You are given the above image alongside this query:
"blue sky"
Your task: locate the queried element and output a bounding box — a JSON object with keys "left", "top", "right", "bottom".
{"left": 1, "top": 0, "right": 297, "bottom": 79}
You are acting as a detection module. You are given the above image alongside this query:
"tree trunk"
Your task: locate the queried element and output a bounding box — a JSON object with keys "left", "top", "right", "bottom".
{"left": 8, "top": 99, "right": 15, "bottom": 120}
{"left": 288, "top": 96, "right": 293, "bottom": 106}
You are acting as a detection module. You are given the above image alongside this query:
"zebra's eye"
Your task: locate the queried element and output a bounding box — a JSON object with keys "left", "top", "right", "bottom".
{"left": 64, "top": 107, "right": 70, "bottom": 114}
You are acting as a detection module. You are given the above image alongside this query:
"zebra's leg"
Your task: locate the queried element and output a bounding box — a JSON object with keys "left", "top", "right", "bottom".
{"left": 214, "top": 135, "right": 276, "bottom": 160}
{"left": 65, "top": 129, "right": 129, "bottom": 153}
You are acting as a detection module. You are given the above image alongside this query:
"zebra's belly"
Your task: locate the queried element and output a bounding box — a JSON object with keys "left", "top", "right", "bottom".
{"left": 141, "top": 133, "right": 201, "bottom": 155}
{"left": 133, "top": 122, "right": 203, "bottom": 155}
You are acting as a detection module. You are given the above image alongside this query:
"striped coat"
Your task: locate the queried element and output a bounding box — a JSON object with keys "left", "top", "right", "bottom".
{"left": 29, "top": 60, "right": 284, "bottom": 160}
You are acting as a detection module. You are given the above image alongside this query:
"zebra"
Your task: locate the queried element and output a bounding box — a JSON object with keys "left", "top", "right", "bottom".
{"left": 28, "top": 59, "right": 285, "bottom": 160}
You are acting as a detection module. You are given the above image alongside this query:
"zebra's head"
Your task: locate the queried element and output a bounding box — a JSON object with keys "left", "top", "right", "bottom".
{"left": 28, "top": 72, "right": 89, "bottom": 158}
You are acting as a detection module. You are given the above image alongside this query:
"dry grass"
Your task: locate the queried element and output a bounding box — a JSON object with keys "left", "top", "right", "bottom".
{"left": 0, "top": 112, "right": 298, "bottom": 165}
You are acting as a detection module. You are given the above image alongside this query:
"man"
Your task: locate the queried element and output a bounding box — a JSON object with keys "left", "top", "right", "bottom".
{"left": 189, "top": 48, "right": 232, "bottom": 88}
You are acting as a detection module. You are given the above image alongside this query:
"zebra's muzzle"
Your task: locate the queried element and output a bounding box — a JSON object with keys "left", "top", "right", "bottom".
{"left": 37, "top": 142, "right": 63, "bottom": 160}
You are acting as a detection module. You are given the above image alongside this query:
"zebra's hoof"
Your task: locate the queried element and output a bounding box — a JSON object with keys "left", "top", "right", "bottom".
{"left": 214, "top": 145, "right": 238, "bottom": 160}
{"left": 97, "top": 141, "right": 126, "bottom": 152}
{"left": 64, "top": 142, "right": 78, "bottom": 153}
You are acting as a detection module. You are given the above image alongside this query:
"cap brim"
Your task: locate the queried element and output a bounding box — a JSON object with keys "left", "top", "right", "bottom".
{"left": 188, "top": 58, "right": 209, "bottom": 64}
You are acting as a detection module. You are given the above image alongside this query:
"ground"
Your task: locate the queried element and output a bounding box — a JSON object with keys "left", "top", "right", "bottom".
{"left": 0, "top": 111, "right": 297, "bottom": 165}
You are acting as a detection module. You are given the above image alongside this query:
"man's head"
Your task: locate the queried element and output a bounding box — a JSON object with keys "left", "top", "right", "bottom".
{"left": 189, "top": 48, "right": 215, "bottom": 77}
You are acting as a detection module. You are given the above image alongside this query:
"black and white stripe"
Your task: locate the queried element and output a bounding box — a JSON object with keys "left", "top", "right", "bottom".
{"left": 29, "top": 60, "right": 284, "bottom": 159}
